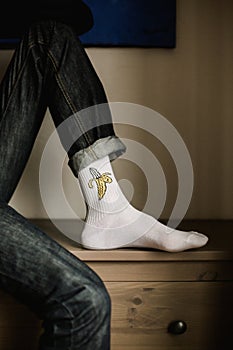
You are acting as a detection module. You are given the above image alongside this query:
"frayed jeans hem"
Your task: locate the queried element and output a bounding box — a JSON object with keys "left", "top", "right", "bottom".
{"left": 68, "top": 135, "right": 126, "bottom": 175}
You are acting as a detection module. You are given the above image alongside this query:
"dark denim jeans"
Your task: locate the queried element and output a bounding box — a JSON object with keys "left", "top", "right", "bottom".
{"left": 0, "top": 20, "right": 127, "bottom": 349}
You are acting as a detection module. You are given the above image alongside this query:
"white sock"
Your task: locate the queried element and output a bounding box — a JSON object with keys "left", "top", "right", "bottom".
{"left": 78, "top": 156, "right": 209, "bottom": 251}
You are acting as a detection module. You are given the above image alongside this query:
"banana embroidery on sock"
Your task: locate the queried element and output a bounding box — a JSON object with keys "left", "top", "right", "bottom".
{"left": 88, "top": 167, "right": 112, "bottom": 200}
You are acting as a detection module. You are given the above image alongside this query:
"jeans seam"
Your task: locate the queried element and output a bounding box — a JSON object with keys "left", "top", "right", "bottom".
{"left": 45, "top": 46, "right": 98, "bottom": 162}
{"left": 1, "top": 40, "right": 45, "bottom": 122}
{"left": 2, "top": 49, "right": 31, "bottom": 120}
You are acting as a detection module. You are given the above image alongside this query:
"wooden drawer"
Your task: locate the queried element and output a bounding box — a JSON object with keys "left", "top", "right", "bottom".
{"left": 107, "top": 281, "right": 233, "bottom": 350}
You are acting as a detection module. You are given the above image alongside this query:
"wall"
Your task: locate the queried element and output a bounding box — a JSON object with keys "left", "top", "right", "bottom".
{"left": 0, "top": 0, "right": 232, "bottom": 220}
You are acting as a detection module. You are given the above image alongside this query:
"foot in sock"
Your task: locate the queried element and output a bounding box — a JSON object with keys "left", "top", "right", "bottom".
{"left": 78, "top": 156, "right": 209, "bottom": 251}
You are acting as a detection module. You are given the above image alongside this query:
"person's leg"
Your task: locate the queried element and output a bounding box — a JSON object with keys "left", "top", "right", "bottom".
{"left": 0, "top": 203, "right": 111, "bottom": 349}
{"left": 24, "top": 20, "right": 207, "bottom": 252}
{"left": 0, "top": 19, "right": 125, "bottom": 203}
{"left": 12, "top": 20, "right": 207, "bottom": 253}
{"left": 0, "top": 20, "right": 113, "bottom": 348}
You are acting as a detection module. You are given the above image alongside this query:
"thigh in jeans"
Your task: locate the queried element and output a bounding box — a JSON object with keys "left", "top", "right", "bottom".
{"left": 0, "top": 203, "right": 111, "bottom": 349}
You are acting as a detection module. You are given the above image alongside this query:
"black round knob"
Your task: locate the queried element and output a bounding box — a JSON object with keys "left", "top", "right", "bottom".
{"left": 167, "top": 320, "right": 187, "bottom": 335}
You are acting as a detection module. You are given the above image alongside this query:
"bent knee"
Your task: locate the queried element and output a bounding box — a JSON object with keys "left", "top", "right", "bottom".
{"left": 51, "top": 271, "right": 111, "bottom": 318}
{"left": 70, "top": 281, "right": 111, "bottom": 321}
{"left": 88, "top": 282, "right": 111, "bottom": 316}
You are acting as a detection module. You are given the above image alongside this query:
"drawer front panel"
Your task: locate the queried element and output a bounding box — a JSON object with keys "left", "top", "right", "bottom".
{"left": 106, "top": 281, "right": 233, "bottom": 350}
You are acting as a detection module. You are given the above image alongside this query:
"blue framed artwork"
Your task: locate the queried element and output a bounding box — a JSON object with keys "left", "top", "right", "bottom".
{"left": 0, "top": 0, "right": 176, "bottom": 48}
{"left": 80, "top": 0, "right": 176, "bottom": 48}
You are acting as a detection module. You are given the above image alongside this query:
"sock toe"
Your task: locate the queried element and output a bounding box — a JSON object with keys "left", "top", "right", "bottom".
{"left": 187, "top": 232, "right": 209, "bottom": 248}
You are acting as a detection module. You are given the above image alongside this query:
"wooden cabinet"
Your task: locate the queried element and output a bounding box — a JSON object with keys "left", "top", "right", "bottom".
{"left": 0, "top": 220, "right": 233, "bottom": 349}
